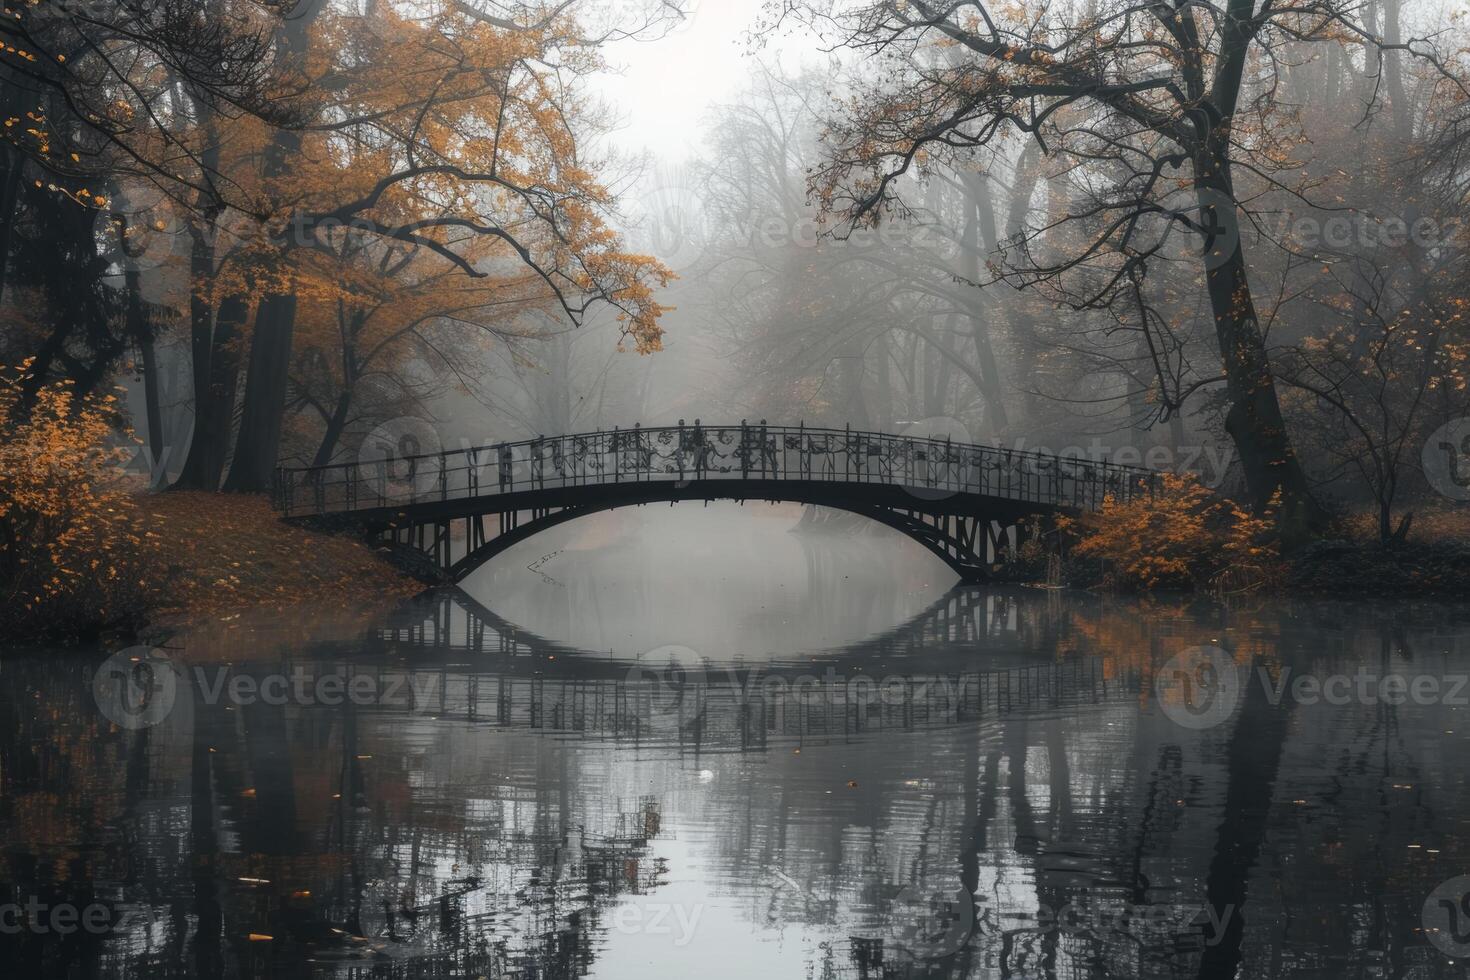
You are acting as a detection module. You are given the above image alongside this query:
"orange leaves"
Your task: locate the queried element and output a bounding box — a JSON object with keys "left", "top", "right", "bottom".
{"left": 233, "top": 0, "right": 672, "bottom": 381}
{"left": 1062, "top": 473, "right": 1281, "bottom": 592}
{"left": 0, "top": 366, "right": 159, "bottom": 641}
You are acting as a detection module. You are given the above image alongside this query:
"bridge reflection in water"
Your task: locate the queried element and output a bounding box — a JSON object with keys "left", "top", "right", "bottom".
{"left": 5, "top": 591, "right": 1467, "bottom": 979}
{"left": 347, "top": 588, "right": 1122, "bottom": 752}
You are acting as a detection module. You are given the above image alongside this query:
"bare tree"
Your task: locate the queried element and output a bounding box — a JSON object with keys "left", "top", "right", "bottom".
{"left": 769, "top": 0, "right": 1464, "bottom": 539}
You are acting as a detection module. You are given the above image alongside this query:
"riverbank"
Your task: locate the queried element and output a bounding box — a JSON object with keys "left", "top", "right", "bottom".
{"left": 1284, "top": 533, "right": 1470, "bottom": 598}
{"left": 1263, "top": 507, "right": 1470, "bottom": 598}
{"left": 133, "top": 491, "right": 421, "bottom": 635}
{"left": 999, "top": 504, "right": 1470, "bottom": 599}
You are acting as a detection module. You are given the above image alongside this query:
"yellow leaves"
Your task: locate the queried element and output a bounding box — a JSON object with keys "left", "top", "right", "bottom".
{"left": 0, "top": 371, "right": 158, "bottom": 639}
{"left": 1068, "top": 473, "right": 1281, "bottom": 592}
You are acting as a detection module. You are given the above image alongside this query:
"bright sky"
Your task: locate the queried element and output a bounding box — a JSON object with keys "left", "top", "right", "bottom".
{"left": 595, "top": 0, "right": 787, "bottom": 165}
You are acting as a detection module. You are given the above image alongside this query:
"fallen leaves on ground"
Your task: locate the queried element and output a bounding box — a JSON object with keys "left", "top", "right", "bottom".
{"left": 136, "top": 491, "right": 420, "bottom": 622}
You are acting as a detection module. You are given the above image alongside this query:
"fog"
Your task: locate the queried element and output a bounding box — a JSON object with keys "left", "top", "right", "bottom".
{"left": 11, "top": 0, "right": 1470, "bottom": 535}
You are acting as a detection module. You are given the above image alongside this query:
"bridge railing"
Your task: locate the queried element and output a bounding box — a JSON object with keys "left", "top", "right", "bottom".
{"left": 271, "top": 423, "right": 1161, "bottom": 518}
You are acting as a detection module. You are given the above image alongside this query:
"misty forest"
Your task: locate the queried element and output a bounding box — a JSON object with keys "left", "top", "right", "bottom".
{"left": 3, "top": 1, "right": 1470, "bottom": 979}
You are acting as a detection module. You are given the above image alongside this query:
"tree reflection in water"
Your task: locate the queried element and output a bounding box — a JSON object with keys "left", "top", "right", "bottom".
{"left": 2, "top": 588, "right": 1469, "bottom": 978}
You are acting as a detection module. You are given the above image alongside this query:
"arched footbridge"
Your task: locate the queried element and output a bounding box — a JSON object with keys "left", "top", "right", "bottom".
{"left": 272, "top": 423, "right": 1160, "bottom": 584}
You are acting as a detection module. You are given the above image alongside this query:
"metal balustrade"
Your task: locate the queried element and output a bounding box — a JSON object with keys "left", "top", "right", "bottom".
{"left": 272, "top": 423, "right": 1160, "bottom": 518}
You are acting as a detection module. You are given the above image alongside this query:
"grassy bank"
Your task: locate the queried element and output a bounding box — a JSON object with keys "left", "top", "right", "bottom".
{"left": 1282, "top": 508, "right": 1470, "bottom": 598}
{"left": 135, "top": 491, "right": 421, "bottom": 629}
{"left": 0, "top": 377, "right": 422, "bottom": 645}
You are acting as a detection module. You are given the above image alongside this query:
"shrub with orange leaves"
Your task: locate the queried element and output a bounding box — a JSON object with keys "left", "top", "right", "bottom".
{"left": 0, "top": 367, "right": 157, "bottom": 642}
{"left": 1060, "top": 473, "right": 1281, "bottom": 593}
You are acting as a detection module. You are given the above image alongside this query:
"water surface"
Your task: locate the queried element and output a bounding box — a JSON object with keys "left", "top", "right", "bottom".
{"left": 4, "top": 505, "right": 1469, "bottom": 979}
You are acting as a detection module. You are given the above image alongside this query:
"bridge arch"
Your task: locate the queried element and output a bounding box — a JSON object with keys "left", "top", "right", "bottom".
{"left": 442, "top": 488, "right": 1022, "bottom": 583}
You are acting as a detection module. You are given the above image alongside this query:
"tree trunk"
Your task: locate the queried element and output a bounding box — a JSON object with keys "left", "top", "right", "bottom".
{"left": 960, "top": 172, "right": 1010, "bottom": 435}
{"left": 1383, "top": 0, "right": 1411, "bottom": 141}
{"left": 165, "top": 88, "right": 230, "bottom": 488}
{"left": 311, "top": 388, "right": 353, "bottom": 468}
{"left": 174, "top": 294, "right": 249, "bottom": 490}
{"left": 220, "top": 1, "right": 324, "bottom": 491}
{"left": 924, "top": 315, "right": 957, "bottom": 417}
{"left": 190, "top": 699, "right": 225, "bottom": 980}
{"left": 0, "top": 145, "right": 21, "bottom": 306}
{"left": 126, "top": 268, "right": 167, "bottom": 485}
{"left": 172, "top": 220, "right": 217, "bottom": 489}
{"left": 1004, "top": 146, "right": 1046, "bottom": 427}
{"left": 224, "top": 293, "right": 298, "bottom": 490}
{"left": 1196, "top": 163, "right": 1325, "bottom": 541}
{"left": 1195, "top": 650, "right": 1294, "bottom": 980}
{"left": 838, "top": 333, "right": 870, "bottom": 427}
{"left": 139, "top": 334, "right": 167, "bottom": 486}
{"left": 0, "top": 63, "right": 30, "bottom": 307}
{"left": 1378, "top": 497, "right": 1399, "bottom": 545}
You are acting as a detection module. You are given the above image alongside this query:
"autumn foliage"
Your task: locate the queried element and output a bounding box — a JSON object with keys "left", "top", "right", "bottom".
{"left": 0, "top": 361, "right": 427, "bottom": 642}
{"left": 0, "top": 368, "right": 156, "bottom": 641}
{"left": 1061, "top": 474, "right": 1281, "bottom": 593}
